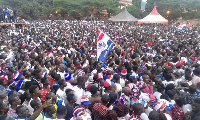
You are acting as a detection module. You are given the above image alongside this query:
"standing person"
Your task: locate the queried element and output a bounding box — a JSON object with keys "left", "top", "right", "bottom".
{"left": 7, "top": 95, "right": 21, "bottom": 120}
{"left": 65, "top": 94, "right": 77, "bottom": 120}
{"left": 88, "top": 85, "right": 101, "bottom": 111}
{"left": 0, "top": 102, "right": 9, "bottom": 115}
{"left": 73, "top": 76, "right": 85, "bottom": 105}
{"left": 3, "top": 8, "right": 10, "bottom": 22}
{"left": 142, "top": 74, "right": 153, "bottom": 94}
{"left": 128, "top": 103, "right": 144, "bottom": 120}
{"left": 57, "top": 105, "right": 67, "bottom": 119}
{"left": 170, "top": 96, "right": 189, "bottom": 120}
{"left": 43, "top": 105, "right": 56, "bottom": 120}
{"left": 92, "top": 94, "right": 110, "bottom": 120}
{"left": 40, "top": 77, "right": 51, "bottom": 102}
{"left": 190, "top": 98, "right": 200, "bottom": 120}
{"left": 28, "top": 85, "right": 41, "bottom": 114}
{"left": 56, "top": 79, "right": 67, "bottom": 102}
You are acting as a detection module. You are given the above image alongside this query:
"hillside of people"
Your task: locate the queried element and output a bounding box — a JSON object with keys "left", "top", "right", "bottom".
{"left": 0, "top": 20, "right": 200, "bottom": 120}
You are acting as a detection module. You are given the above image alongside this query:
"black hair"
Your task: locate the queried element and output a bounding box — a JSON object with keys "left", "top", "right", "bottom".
{"left": 132, "top": 103, "right": 142, "bottom": 115}
{"left": 109, "top": 92, "right": 118, "bottom": 103}
{"left": 101, "top": 94, "right": 110, "bottom": 104}
{"left": 164, "top": 73, "right": 173, "bottom": 81}
{"left": 29, "top": 85, "right": 38, "bottom": 95}
{"left": 58, "top": 79, "right": 65, "bottom": 86}
{"left": 67, "top": 94, "right": 75, "bottom": 102}
{"left": 160, "top": 93, "right": 170, "bottom": 101}
{"left": 193, "top": 68, "right": 200, "bottom": 76}
{"left": 24, "top": 81, "right": 32, "bottom": 90}
{"left": 77, "top": 76, "right": 85, "bottom": 85}
{"left": 166, "top": 90, "right": 176, "bottom": 99}
{"left": 189, "top": 85, "right": 196, "bottom": 94}
{"left": 157, "top": 84, "right": 165, "bottom": 93}
{"left": 113, "top": 74, "right": 120, "bottom": 83}
{"left": 8, "top": 90, "right": 18, "bottom": 97}
{"left": 32, "top": 69, "right": 41, "bottom": 77}
{"left": 57, "top": 105, "right": 67, "bottom": 116}
{"left": 41, "top": 77, "right": 48, "bottom": 84}
{"left": 16, "top": 105, "right": 24, "bottom": 115}
{"left": 54, "top": 74, "right": 61, "bottom": 81}
{"left": 89, "top": 85, "right": 98, "bottom": 94}
{"left": 8, "top": 95, "right": 17, "bottom": 105}
{"left": 45, "top": 92, "right": 53, "bottom": 100}
{"left": 93, "top": 74, "right": 98, "bottom": 81}
{"left": 132, "top": 65, "right": 138, "bottom": 72}
{"left": 193, "top": 98, "right": 200, "bottom": 104}
{"left": 65, "top": 89, "right": 73, "bottom": 96}
{"left": 165, "top": 83, "right": 175, "bottom": 93}
{"left": 30, "top": 99, "right": 40, "bottom": 109}
{"left": 175, "top": 96, "right": 185, "bottom": 107}
{"left": 148, "top": 110, "right": 159, "bottom": 120}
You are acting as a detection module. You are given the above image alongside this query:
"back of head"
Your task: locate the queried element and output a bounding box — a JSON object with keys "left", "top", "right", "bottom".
{"left": 109, "top": 92, "right": 118, "bottom": 103}
{"left": 57, "top": 105, "right": 67, "bottom": 116}
{"left": 29, "top": 85, "right": 38, "bottom": 95}
{"left": 89, "top": 85, "right": 97, "bottom": 94}
{"left": 132, "top": 103, "right": 142, "bottom": 115}
{"left": 101, "top": 94, "right": 110, "bottom": 104}
{"left": 113, "top": 74, "right": 120, "bottom": 83}
{"left": 189, "top": 85, "right": 196, "bottom": 94}
{"left": 175, "top": 96, "right": 185, "bottom": 107}
{"left": 16, "top": 105, "right": 24, "bottom": 115}
{"left": 58, "top": 79, "right": 65, "bottom": 86}
{"left": 67, "top": 94, "right": 74, "bottom": 102}
{"left": 77, "top": 76, "right": 85, "bottom": 85}
{"left": 8, "top": 95, "right": 17, "bottom": 105}
{"left": 148, "top": 110, "right": 159, "bottom": 120}
{"left": 166, "top": 90, "right": 176, "bottom": 99}
{"left": 160, "top": 93, "right": 170, "bottom": 101}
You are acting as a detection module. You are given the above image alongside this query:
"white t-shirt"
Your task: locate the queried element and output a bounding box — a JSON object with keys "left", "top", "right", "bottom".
{"left": 56, "top": 88, "right": 66, "bottom": 102}
{"left": 140, "top": 113, "right": 149, "bottom": 120}
{"left": 73, "top": 86, "right": 84, "bottom": 105}
{"left": 154, "top": 91, "right": 162, "bottom": 100}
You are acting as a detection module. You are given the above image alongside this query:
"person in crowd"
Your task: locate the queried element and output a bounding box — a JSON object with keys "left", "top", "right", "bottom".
{"left": 65, "top": 94, "right": 77, "bottom": 120}
{"left": 7, "top": 95, "right": 21, "bottom": 120}
{"left": 57, "top": 105, "right": 67, "bottom": 119}
{"left": 92, "top": 94, "right": 110, "bottom": 120}
{"left": 0, "top": 19, "right": 200, "bottom": 120}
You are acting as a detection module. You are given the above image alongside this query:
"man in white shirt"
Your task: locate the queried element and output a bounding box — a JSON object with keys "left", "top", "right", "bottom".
{"left": 56, "top": 79, "right": 67, "bottom": 102}
{"left": 73, "top": 76, "right": 85, "bottom": 105}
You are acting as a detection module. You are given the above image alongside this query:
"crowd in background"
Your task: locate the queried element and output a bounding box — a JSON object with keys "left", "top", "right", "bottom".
{"left": 0, "top": 20, "right": 200, "bottom": 120}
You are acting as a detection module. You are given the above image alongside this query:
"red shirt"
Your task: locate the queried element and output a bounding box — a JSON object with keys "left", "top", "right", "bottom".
{"left": 40, "top": 85, "right": 51, "bottom": 102}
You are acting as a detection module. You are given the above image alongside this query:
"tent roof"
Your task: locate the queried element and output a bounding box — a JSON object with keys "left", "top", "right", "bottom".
{"left": 138, "top": 6, "right": 168, "bottom": 24}
{"left": 108, "top": 7, "right": 138, "bottom": 22}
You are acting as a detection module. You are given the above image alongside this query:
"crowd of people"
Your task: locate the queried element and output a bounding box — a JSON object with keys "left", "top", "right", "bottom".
{"left": 0, "top": 20, "right": 200, "bottom": 120}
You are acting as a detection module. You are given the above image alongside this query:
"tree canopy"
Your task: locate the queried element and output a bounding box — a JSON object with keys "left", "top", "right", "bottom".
{"left": 0, "top": 0, "right": 199, "bottom": 20}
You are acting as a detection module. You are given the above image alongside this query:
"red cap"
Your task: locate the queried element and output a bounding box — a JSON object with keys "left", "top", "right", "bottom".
{"left": 147, "top": 41, "right": 152, "bottom": 46}
{"left": 168, "top": 62, "right": 173, "bottom": 66}
{"left": 21, "top": 44, "right": 26, "bottom": 48}
{"left": 176, "top": 61, "right": 184, "bottom": 67}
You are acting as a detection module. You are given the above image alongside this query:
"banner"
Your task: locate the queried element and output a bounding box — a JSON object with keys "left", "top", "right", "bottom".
{"left": 97, "top": 29, "right": 115, "bottom": 62}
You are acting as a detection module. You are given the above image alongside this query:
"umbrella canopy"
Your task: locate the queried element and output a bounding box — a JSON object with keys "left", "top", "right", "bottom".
{"left": 108, "top": 7, "right": 138, "bottom": 22}
{"left": 138, "top": 6, "right": 168, "bottom": 24}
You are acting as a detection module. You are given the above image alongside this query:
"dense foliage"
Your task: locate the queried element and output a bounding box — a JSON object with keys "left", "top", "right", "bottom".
{"left": 0, "top": 0, "right": 199, "bottom": 20}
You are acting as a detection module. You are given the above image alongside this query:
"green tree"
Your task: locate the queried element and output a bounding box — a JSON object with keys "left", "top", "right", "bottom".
{"left": 127, "top": 4, "right": 143, "bottom": 18}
